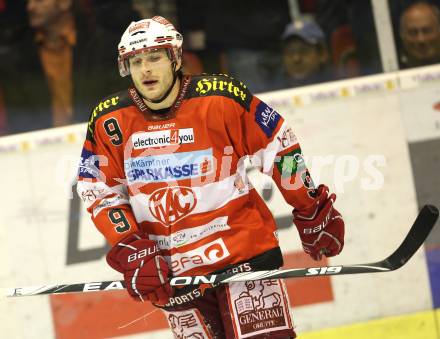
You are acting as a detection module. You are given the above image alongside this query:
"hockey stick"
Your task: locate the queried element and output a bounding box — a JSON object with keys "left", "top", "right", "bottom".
{"left": 3, "top": 204, "right": 438, "bottom": 297}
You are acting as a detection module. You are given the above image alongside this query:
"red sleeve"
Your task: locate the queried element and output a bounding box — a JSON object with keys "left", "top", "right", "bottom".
{"left": 224, "top": 84, "right": 318, "bottom": 211}
{"left": 77, "top": 113, "right": 139, "bottom": 245}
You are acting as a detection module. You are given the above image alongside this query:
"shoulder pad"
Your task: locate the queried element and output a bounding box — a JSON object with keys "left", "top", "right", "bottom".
{"left": 187, "top": 74, "right": 252, "bottom": 110}
{"left": 86, "top": 90, "right": 131, "bottom": 142}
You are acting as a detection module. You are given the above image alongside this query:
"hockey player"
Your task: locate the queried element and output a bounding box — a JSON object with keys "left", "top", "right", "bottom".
{"left": 77, "top": 16, "right": 344, "bottom": 339}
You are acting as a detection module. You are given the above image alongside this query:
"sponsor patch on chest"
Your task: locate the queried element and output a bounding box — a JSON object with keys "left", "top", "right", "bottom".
{"left": 132, "top": 128, "right": 194, "bottom": 149}
{"left": 124, "top": 148, "right": 213, "bottom": 183}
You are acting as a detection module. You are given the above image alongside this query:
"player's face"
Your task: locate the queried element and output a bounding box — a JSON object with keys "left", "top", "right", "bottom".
{"left": 401, "top": 6, "right": 440, "bottom": 63}
{"left": 282, "top": 38, "right": 327, "bottom": 80}
{"left": 129, "top": 49, "right": 175, "bottom": 101}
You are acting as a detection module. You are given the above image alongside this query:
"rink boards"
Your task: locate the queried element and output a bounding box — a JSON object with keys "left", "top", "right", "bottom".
{"left": 0, "top": 64, "right": 440, "bottom": 338}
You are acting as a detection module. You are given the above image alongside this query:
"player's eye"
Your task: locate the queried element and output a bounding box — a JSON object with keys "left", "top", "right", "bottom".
{"left": 131, "top": 58, "right": 142, "bottom": 65}
{"left": 147, "top": 54, "right": 162, "bottom": 62}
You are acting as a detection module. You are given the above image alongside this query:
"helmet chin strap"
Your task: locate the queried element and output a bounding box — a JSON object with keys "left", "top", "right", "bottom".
{"left": 139, "top": 61, "right": 179, "bottom": 106}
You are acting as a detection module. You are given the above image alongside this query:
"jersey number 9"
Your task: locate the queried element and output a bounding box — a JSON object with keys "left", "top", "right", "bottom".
{"left": 108, "top": 208, "right": 131, "bottom": 233}
{"left": 103, "top": 118, "right": 123, "bottom": 146}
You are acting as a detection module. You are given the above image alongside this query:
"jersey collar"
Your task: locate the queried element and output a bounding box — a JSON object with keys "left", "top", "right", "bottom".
{"left": 128, "top": 75, "right": 191, "bottom": 121}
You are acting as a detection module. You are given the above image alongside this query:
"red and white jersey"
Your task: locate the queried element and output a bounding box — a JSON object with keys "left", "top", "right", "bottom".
{"left": 77, "top": 74, "right": 317, "bottom": 277}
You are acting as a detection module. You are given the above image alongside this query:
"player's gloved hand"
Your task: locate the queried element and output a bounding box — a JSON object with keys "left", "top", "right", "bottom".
{"left": 106, "top": 231, "right": 173, "bottom": 304}
{"left": 293, "top": 184, "right": 344, "bottom": 261}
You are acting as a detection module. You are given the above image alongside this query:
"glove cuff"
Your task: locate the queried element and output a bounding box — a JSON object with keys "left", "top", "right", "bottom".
{"left": 293, "top": 184, "right": 332, "bottom": 220}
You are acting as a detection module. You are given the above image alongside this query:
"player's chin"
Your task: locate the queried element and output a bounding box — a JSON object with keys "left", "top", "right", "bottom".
{"left": 143, "top": 89, "right": 165, "bottom": 101}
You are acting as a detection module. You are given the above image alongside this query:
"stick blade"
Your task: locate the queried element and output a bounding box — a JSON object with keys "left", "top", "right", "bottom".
{"left": 385, "top": 204, "right": 439, "bottom": 269}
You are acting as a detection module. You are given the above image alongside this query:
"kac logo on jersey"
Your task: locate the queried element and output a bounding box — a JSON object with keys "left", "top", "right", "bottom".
{"left": 149, "top": 186, "right": 197, "bottom": 226}
{"left": 255, "top": 101, "right": 281, "bottom": 138}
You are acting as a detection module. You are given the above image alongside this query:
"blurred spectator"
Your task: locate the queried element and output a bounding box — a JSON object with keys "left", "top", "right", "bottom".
{"left": 27, "top": 0, "right": 76, "bottom": 127}
{"left": 399, "top": 1, "right": 440, "bottom": 68}
{"left": 314, "top": 0, "right": 379, "bottom": 76}
{"left": 330, "top": 24, "right": 360, "bottom": 78}
{"left": 0, "top": 0, "right": 130, "bottom": 135}
{"left": 281, "top": 19, "right": 335, "bottom": 88}
{"left": 205, "top": 0, "right": 291, "bottom": 93}
{"left": 1, "top": 0, "right": 75, "bottom": 132}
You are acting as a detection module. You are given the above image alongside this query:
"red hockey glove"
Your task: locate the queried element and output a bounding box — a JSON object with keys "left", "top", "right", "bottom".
{"left": 106, "top": 232, "right": 173, "bottom": 304}
{"left": 293, "top": 185, "right": 344, "bottom": 261}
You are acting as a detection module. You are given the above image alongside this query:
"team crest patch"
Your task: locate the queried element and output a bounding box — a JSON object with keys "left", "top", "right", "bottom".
{"left": 78, "top": 148, "right": 101, "bottom": 179}
{"left": 148, "top": 186, "right": 197, "bottom": 226}
{"left": 255, "top": 102, "right": 281, "bottom": 138}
